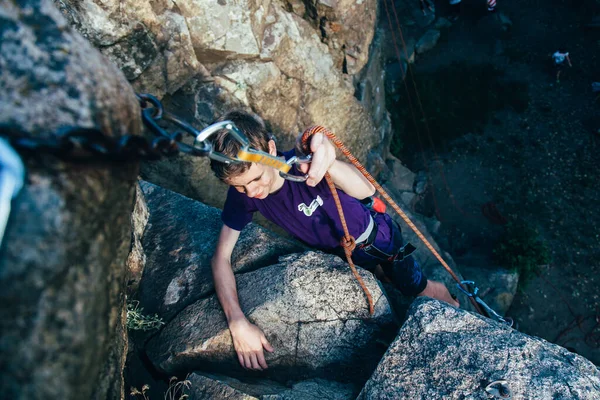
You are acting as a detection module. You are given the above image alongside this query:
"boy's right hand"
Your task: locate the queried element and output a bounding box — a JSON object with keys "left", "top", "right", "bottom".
{"left": 229, "top": 317, "right": 274, "bottom": 370}
{"left": 298, "top": 132, "right": 336, "bottom": 187}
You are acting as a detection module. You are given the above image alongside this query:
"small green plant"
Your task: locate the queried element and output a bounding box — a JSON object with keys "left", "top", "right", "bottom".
{"left": 126, "top": 300, "right": 165, "bottom": 331}
{"left": 493, "top": 222, "right": 550, "bottom": 286}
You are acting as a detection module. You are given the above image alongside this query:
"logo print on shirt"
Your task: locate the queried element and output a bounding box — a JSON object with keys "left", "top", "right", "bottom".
{"left": 298, "top": 195, "right": 324, "bottom": 217}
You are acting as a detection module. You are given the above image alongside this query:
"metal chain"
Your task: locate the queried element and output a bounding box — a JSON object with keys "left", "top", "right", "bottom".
{"left": 0, "top": 94, "right": 210, "bottom": 163}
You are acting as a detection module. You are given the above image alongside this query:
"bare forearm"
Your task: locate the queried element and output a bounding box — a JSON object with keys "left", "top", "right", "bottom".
{"left": 327, "top": 159, "right": 375, "bottom": 199}
{"left": 212, "top": 258, "right": 245, "bottom": 323}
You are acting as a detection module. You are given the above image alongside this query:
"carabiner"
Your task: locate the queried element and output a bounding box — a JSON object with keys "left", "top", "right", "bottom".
{"left": 193, "top": 120, "right": 248, "bottom": 164}
{"left": 195, "top": 121, "right": 314, "bottom": 182}
{"left": 457, "top": 280, "right": 479, "bottom": 297}
{"left": 457, "top": 280, "right": 513, "bottom": 327}
{"left": 279, "top": 154, "right": 312, "bottom": 182}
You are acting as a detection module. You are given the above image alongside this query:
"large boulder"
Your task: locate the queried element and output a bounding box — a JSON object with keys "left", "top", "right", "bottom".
{"left": 0, "top": 1, "right": 141, "bottom": 399}
{"left": 146, "top": 251, "right": 395, "bottom": 382}
{"left": 359, "top": 298, "right": 600, "bottom": 399}
{"left": 135, "top": 180, "right": 306, "bottom": 322}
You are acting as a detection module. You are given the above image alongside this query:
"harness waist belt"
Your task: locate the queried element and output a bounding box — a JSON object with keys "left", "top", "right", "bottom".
{"left": 355, "top": 215, "right": 375, "bottom": 244}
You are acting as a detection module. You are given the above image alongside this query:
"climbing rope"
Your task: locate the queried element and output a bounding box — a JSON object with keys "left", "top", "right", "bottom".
{"left": 300, "top": 125, "right": 485, "bottom": 315}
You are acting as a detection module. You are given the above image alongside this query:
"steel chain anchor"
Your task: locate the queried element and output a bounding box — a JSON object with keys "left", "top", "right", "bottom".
{"left": 457, "top": 280, "right": 514, "bottom": 327}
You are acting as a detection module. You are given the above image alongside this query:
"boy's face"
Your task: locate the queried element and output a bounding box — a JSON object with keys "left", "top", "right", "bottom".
{"left": 226, "top": 139, "right": 282, "bottom": 200}
{"left": 227, "top": 162, "right": 278, "bottom": 200}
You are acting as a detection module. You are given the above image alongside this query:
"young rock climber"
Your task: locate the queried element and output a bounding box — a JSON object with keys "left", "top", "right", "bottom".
{"left": 209, "top": 110, "right": 459, "bottom": 371}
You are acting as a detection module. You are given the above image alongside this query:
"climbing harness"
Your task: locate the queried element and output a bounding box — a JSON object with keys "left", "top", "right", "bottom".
{"left": 457, "top": 281, "right": 513, "bottom": 327}
{"left": 485, "top": 380, "right": 512, "bottom": 399}
{"left": 0, "top": 138, "right": 25, "bottom": 247}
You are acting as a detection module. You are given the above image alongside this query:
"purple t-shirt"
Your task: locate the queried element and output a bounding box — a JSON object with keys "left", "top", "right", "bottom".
{"left": 222, "top": 150, "right": 371, "bottom": 250}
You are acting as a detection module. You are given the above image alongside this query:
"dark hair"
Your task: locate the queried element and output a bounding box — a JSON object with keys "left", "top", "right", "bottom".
{"left": 209, "top": 110, "right": 271, "bottom": 182}
{"left": 558, "top": 47, "right": 567, "bottom": 53}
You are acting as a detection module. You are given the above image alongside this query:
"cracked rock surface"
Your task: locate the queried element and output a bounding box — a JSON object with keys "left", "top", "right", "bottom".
{"left": 359, "top": 297, "right": 600, "bottom": 400}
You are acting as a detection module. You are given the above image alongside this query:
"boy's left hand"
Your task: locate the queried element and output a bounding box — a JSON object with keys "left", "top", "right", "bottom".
{"left": 298, "top": 132, "right": 336, "bottom": 187}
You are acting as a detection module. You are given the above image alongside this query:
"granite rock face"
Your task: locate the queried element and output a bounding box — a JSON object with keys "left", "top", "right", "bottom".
{"left": 146, "top": 251, "right": 395, "bottom": 382}
{"left": 359, "top": 298, "right": 600, "bottom": 399}
{"left": 0, "top": 1, "right": 141, "bottom": 399}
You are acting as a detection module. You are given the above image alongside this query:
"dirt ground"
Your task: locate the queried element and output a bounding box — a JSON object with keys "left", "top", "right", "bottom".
{"left": 395, "top": 0, "right": 600, "bottom": 364}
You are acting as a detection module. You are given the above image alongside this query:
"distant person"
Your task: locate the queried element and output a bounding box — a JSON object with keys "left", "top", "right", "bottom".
{"left": 419, "top": 0, "right": 435, "bottom": 15}
{"left": 487, "top": 0, "right": 497, "bottom": 12}
{"left": 449, "top": 0, "right": 461, "bottom": 21}
{"left": 552, "top": 48, "right": 572, "bottom": 83}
